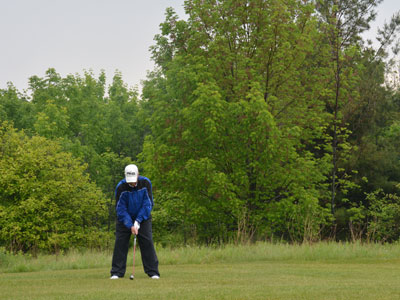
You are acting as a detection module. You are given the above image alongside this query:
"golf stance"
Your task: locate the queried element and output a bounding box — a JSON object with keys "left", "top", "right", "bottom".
{"left": 110, "top": 164, "right": 160, "bottom": 279}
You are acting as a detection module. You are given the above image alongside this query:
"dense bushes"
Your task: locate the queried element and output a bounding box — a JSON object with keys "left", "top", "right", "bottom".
{"left": 0, "top": 123, "right": 108, "bottom": 253}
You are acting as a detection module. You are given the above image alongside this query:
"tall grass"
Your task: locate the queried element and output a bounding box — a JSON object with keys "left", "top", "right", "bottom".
{"left": 0, "top": 248, "right": 113, "bottom": 273}
{"left": 159, "top": 242, "right": 400, "bottom": 265}
{"left": 1, "top": 242, "right": 400, "bottom": 273}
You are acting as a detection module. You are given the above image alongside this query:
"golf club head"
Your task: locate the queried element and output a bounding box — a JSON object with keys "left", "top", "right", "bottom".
{"left": 130, "top": 274, "right": 134, "bottom": 280}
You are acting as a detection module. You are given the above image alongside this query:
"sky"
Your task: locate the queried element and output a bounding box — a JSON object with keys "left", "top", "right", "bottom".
{"left": 0, "top": 0, "right": 186, "bottom": 93}
{"left": 0, "top": 0, "right": 399, "bottom": 94}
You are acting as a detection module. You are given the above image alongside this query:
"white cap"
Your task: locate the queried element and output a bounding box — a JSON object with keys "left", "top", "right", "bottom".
{"left": 125, "top": 164, "right": 139, "bottom": 183}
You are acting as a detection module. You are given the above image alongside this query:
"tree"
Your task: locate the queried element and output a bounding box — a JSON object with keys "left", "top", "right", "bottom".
{"left": 106, "top": 72, "right": 144, "bottom": 158}
{"left": 0, "top": 123, "right": 108, "bottom": 253}
{"left": 27, "top": 69, "right": 148, "bottom": 231}
{"left": 33, "top": 99, "right": 70, "bottom": 139}
{"left": 0, "top": 83, "right": 34, "bottom": 131}
{"left": 315, "top": 0, "right": 383, "bottom": 219}
{"left": 142, "top": 0, "right": 333, "bottom": 243}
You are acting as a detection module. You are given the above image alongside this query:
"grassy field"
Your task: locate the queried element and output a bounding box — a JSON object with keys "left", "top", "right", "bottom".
{"left": 1, "top": 243, "right": 400, "bottom": 299}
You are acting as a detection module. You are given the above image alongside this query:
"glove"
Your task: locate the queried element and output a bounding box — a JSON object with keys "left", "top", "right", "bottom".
{"left": 134, "top": 220, "right": 140, "bottom": 232}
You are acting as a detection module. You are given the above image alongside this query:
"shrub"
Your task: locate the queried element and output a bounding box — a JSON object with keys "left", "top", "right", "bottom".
{"left": 0, "top": 123, "right": 108, "bottom": 253}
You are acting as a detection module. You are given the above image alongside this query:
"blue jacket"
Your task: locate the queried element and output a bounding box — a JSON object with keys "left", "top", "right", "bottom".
{"left": 115, "top": 177, "right": 153, "bottom": 229}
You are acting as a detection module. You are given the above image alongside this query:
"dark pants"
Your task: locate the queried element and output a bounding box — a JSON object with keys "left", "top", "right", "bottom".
{"left": 110, "top": 218, "right": 160, "bottom": 277}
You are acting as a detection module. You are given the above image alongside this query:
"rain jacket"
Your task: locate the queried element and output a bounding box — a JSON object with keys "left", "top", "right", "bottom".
{"left": 115, "top": 177, "right": 153, "bottom": 229}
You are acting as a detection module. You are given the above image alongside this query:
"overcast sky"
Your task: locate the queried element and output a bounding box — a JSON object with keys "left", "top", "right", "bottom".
{"left": 0, "top": 0, "right": 399, "bottom": 94}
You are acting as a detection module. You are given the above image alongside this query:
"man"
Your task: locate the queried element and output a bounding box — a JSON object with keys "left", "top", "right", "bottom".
{"left": 110, "top": 164, "right": 160, "bottom": 279}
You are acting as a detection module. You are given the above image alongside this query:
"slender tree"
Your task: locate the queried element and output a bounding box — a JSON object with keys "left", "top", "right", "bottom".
{"left": 316, "top": 0, "right": 383, "bottom": 217}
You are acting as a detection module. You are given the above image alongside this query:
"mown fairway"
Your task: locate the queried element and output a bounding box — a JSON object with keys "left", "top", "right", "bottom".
{"left": 2, "top": 260, "right": 400, "bottom": 300}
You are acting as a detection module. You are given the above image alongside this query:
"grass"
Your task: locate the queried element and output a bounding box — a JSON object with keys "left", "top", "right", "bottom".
{"left": 2, "top": 242, "right": 400, "bottom": 299}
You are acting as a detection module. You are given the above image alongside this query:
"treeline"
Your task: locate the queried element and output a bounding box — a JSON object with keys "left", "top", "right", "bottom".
{"left": 1, "top": 0, "right": 400, "bottom": 253}
{"left": 0, "top": 71, "right": 142, "bottom": 253}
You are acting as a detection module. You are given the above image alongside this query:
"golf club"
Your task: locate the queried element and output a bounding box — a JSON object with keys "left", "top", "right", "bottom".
{"left": 130, "top": 235, "right": 137, "bottom": 280}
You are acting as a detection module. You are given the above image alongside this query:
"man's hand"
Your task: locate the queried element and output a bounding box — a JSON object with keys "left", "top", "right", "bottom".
{"left": 131, "top": 220, "right": 140, "bottom": 235}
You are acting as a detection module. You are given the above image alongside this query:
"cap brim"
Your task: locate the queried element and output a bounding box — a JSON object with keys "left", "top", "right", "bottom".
{"left": 126, "top": 175, "right": 138, "bottom": 183}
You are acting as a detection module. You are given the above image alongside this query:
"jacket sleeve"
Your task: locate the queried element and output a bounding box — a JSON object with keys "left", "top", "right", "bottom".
{"left": 114, "top": 180, "right": 124, "bottom": 207}
{"left": 143, "top": 178, "right": 154, "bottom": 207}
{"left": 116, "top": 192, "right": 134, "bottom": 229}
{"left": 135, "top": 189, "right": 152, "bottom": 223}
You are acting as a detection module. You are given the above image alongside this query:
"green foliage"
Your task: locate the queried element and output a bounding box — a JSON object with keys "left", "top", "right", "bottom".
{"left": 141, "top": 0, "right": 400, "bottom": 244}
{"left": 366, "top": 189, "right": 400, "bottom": 242}
{"left": 34, "top": 99, "right": 69, "bottom": 139}
{"left": 142, "top": 0, "right": 335, "bottom": 243}
{"left": 0, "top": 83, "right": 34, "bottom": 130}
{"left": 25, "top": 69, "right": 146, "bottom": 197}
{"left": 0, "top": 123, "right": 108, "bottom": 253}
{"left": 1, "top": 0, "right": 400, "bottom": 249}
{"left": 315, "top": 0, "right": 385, "bottom": 216}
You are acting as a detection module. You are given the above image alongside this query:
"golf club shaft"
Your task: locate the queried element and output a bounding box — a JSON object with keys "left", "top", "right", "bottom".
{"left": 132, "top": 235, "right": 136, "bottom": 276}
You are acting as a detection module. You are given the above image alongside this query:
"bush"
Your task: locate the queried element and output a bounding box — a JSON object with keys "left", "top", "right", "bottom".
{"left": 367, "top": 189, "right": 400, "bottom": 243}
{"left": 0, "top": 123, "right": 108, "bottom": 253}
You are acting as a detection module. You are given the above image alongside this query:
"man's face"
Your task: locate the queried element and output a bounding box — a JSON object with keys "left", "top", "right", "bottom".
{"left": 128, "top": 181, "right": 137, "bottom": 187}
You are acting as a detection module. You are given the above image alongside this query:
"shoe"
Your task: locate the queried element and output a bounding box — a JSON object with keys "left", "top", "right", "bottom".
{"left": 151, "top": 275, "right": 160, "bottom": 279}
{"left": 110, "top": 275, "right": 120, "bottom": 279}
